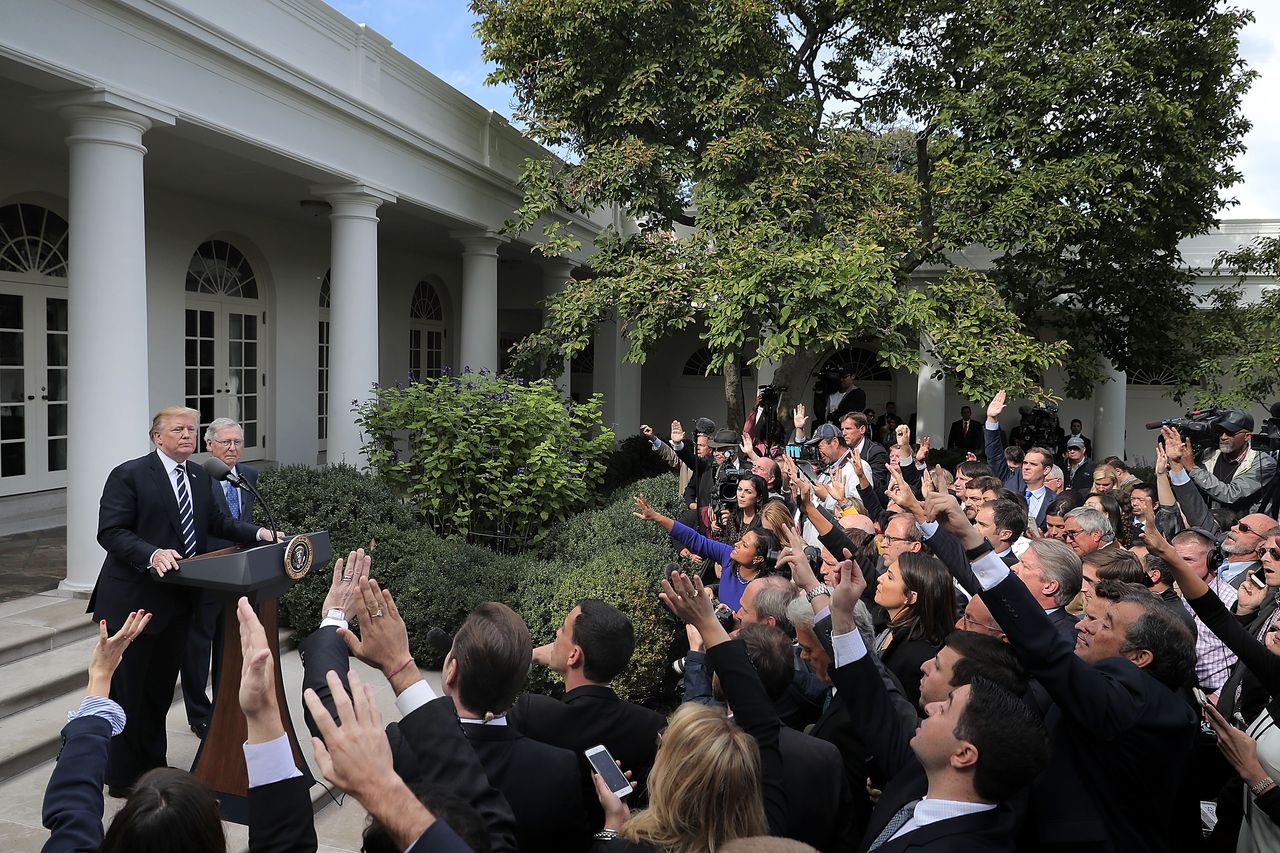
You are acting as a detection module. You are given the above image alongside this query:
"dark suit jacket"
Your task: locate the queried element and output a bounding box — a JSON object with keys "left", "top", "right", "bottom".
{"left": 460, "top": 723, "right": 590, "bottom": 853}
{"left": 507, "top": 684, "right": 666, "bottom": 800}
{"left": 980, "top": 572, "right": 1198, "bottom": 852}
{"left": 1046, "top": 608, "right": 1079, "bottom": 646}
{"left": 778, "top": 726, "right": 857, "bottom": 852}
{"left": 91, "top": 451, "right": 260, "bottom": 633}
{"left": 1064, "top": 457, "right": 1096, "bottom": 496}
{"left": 828, "top": 387, "right": 868, "bottom": 426}
{"left": 858, "top": 439, "right": 891, "bottom": 497}
{"left": 872, "top": 806, "right": 1019, "bottom": 853}
{"left": 983, "top": 428, "right": 1057, "bottom": 526}
{"left": 208, "top": 463, "right": 257, "bottom": 550}
{"left": 42, "top": 714, "right": 321, "bottom": 853}
{"left": 298, "top": 626, "right": 517, "bottom": 853}
{"left": 828, "top": 648, "right": 1018, "bottom": 853}
{"left": 947, "top": 419, "right": 984, "bottom": 454}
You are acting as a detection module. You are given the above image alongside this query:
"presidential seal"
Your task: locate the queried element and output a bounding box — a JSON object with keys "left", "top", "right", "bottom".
{"left": 283, "top": 534, "right": 314, "bottom": 580}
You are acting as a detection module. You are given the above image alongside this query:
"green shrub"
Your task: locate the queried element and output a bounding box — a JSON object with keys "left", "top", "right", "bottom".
{"left": 256, "top": 464, "right": 412, "bottom": 634}
{"left": 602, "top": 434, "right": 675, "bottom": 495}
{"left": 539, "top": 473, "right": 688, "bottom": 564}
{"left": 356, "top": 371, "right": 614, "bottom": 548}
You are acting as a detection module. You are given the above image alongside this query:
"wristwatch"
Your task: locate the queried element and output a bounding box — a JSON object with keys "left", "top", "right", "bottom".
{"left": 806, "top": 583, "right": 831, "bottom": 603}
{"left": 964, "top": 540, "right": 995, "bottom": 561}
{"left": 324, "top": 608, "right": 347, "bottom": 623}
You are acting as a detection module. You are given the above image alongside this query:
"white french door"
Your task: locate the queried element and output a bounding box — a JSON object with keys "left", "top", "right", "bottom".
{"left": 0, "top": 280, "right": 68, "bottom": 495}
{"left": 184, "top": 298, "right": 267, "bottom": 459}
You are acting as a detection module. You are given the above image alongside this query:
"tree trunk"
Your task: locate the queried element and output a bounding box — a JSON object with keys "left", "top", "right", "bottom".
{"left": 724, "top": 360, "right": 745, "bottom": 432}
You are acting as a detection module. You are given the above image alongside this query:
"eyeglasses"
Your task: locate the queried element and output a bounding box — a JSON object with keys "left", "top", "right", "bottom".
{"left": 1236, "top": 522, "right": 1260, "bottom": 535}
{"left": 1264, "top": 547, "right": 1280, "bottom": 560}
{"left": 881, "top": 533, "right": 915, "bottom": 544}
{"left": 1063, "top": 530, "right": 1084, "bottom": 541}
{"left": 960, "top": 612, "right": 1003, "bottom": 633}
{"left": 213, "top": 439, "right": 244, "bottom": 448}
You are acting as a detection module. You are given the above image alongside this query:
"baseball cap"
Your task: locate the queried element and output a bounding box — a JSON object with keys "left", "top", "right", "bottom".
{"left": 1219, "top": 410, "right": 1254, "bottom": 435}
{"left": 1066, "top": 436, "right": 1086, "bottom": 450}
{"left": 804, "top": 423, "right": 842, "bottom": 447}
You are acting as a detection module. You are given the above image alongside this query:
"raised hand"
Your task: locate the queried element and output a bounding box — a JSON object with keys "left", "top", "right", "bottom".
{"left": 987, "top": 390, "right": 1007, "bottom": 423}
{"left": 793, "top": 403, "right": 807, "bottom": 431}
{"left": 829, "top": 549, "right": 867, "bottom": 635}
{"left": 87, "top": 609, "right": 152, "bottom": 697}
{"left": 633, "top": 493, "right": 659, "bottom": 522}
{"left": 1154, "top": 441, "right": 1170, "bottom": 476}
{"left": 237, "top": 596, "right": 284, "bottom": 742}
{"left": 322, "top": 548, "right": 371, "bottom": 621}
{"left": 916, "top": 435, "right": 931, "bottom": 463}
{"left": 340, "top": 579, "right": 419, "bottom": 695}
{"left": 670, "top": 420, "right": 685, "bottom": 445}
{"left": 640, "top": 424, "right": 656, "bottom": 440}
{"left": 895, "top": 423, "right": 911, "bottom": 448}
{"left": 1238, "top": 574, "right": 1268, "bottom": 616}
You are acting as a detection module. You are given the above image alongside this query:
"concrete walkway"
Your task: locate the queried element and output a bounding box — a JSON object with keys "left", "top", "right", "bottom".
{"left": 0, "top": 527, "right": 65, "bottom": 603}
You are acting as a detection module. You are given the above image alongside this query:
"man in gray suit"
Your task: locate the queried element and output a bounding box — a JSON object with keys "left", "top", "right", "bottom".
{"left": 181, "top": 417, "right": 257, "bottom": 737}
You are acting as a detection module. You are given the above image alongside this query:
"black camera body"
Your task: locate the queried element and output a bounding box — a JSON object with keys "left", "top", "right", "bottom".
{"left": 1151, "top": 408, "right": 1231, "bottom": 450}
{"left": 715, "top": 466, "right": 750, "bottom": 513}
{"left": 1018, "top": 404, "right": 1062, "bottom": 450}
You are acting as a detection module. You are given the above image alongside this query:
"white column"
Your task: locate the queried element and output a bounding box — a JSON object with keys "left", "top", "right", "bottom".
{"left": 542, "top": 260, "right": 576, "bottom": 395}
{"left": 49, "top": 91, "right": 174, "bottom": 594}
{"left": 313, "top": 183, "right": 396, "bottom": 466}
{"left": 915, "top": 343, "right": 946, "bottom": 445}
{"left": 452, "top": 231, "right": 507, "bottom": 373}
{"left": 1093, "top": 360, "right": 1127, "bottom": 459}
{"left": 594, "top": 320, "right": 641, "bottom": 438}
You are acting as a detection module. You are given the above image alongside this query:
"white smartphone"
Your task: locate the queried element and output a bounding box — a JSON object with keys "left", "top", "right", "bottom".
{"left": 585, "top": 744, "right": 632, "bottom": 799}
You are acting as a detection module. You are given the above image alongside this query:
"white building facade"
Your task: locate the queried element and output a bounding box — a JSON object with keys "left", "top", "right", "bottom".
{"left": 0, "top": 0, "right": 1274, "bottom": 592}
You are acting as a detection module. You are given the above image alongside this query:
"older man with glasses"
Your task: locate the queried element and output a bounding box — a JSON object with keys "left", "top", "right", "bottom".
{"left": 181, "top": 417, "right": 260, "bottom": 739}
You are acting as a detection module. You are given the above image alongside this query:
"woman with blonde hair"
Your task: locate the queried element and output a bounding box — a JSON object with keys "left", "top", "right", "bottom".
{"left": 594, "top": 572, "right": 784, "bottom": 852}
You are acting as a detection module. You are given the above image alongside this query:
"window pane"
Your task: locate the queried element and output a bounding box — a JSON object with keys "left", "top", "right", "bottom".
{"left": 46, "top": 334, "right": 68, "bottom": 368}
{"left": 199, "top": 311, "right": 213, "bottom": 338}
{"left": 244, "top": 422, "right": 258, "bottom": 446}
{"left": 200, "top": 339, "right": 214, "bottom": 365}
{"left": 46, "top": 298, "right": 68, "bottom": 332}
{"left": 47, "top": 369, "right": 67, "bottom": 401}
{"left": 229, "top": 313, "right": 242, "bottom": 340}
{"left": 48, "top": 402, "right": 67, "bottom": 437}
{"left": 0, "top": 294, "right": 20, "bottom": 329}
{"left": 0, "top": 368, "right": 23, "bottom": 403}
{"left": 0, "top": 442, "right": 24, "bottom": 476}
{"left": 0, "top": 331, "right": 21, "bottom": 366}
{"left": 244, "top": 314, "right": 256, "bottom": 338}
{"left": 48, "top": 437, "right": 67, "bottom": 471}
{"left": 1, "top": 404, "right": 24, "bottom": 440}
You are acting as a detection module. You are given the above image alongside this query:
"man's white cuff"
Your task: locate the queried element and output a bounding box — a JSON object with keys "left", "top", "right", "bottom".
{"left": 395, "top": 679, "right": 438, "bottom": 716}
{"left": 832, "top": 629, "right": 868, "bottom": 667}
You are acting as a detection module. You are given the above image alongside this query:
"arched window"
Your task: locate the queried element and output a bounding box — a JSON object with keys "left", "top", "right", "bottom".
{"left": 681, "top": 347, "right": 754, "bottom": 377}
{"left": 409, "top": 279, "right": 446, "bottom": 380}
{"left": 318, "top": 271, "right": 331, "bottom": 442}
{"left": 183, "top": 239, "right": 264, "bottom": 449}
{"left": 1128, "top": 368, "right": 1179, "bottom": 387}
{"left": 0, "top": 203, "right": 69, "bottom": 277}
{"left": 185, "top": 240, "right": 259, "bottom": 298}
{"left": 820, "top": 348, "right": 892, "bottom": 381}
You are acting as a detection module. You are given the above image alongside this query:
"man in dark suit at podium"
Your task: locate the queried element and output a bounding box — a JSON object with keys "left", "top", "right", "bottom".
{"left": 182, "top": 417, "right": 258, "bottom": 739}
{"left": 91, "top": 406, "right": 276, "bottom": 796}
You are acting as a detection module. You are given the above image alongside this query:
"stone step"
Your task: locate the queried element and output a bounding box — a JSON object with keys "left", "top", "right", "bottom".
{"left": 0, "top": 634, "right": 96, "bottom": 720}
{"left": 0, "top": 596, "right": 96, "bottom": 667}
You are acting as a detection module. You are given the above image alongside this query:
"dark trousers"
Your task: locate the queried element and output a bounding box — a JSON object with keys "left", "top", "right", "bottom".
{"left": 181, "top": 591, "right": 224, "bottom": 727}
{"left": 106, "top": 618, "right": 188, "bottom": 787}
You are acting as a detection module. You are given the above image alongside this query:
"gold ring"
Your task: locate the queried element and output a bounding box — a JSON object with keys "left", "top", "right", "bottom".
{"left": 373, "top": 610, "right": 384, "bottom": 618}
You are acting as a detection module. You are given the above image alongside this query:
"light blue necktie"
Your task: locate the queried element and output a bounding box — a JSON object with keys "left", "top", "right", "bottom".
{"left": 174, "top": 467, "right": 197, "bottom": 557}
{"left": 224, "top": 479, "right": 241, "bottom": 520}
{"left": 869, "top": 799, "right": 920, "bottom": 850}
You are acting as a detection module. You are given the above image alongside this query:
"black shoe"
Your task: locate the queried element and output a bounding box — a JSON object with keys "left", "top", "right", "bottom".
{"left": 190, "top": 722, "right": 209, "bottom": 739}
{"left": 107, "top": 784, "right": 133, "bottom": 799}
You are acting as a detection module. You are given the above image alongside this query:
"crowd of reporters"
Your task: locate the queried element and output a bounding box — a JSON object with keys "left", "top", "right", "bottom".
{"left": 40, "top": 386, "right": 1280, "bottom": 852}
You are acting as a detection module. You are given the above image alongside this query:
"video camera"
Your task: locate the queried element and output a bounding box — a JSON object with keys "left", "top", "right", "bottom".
{"left": 714, "top": 466, "right": 750, "bottom": 514}
{"left": 1017, "top": 404, "right": 1062, "bottom": 450}
{"left": 1145, "top": 408, "right": 1233, "bottom": 450}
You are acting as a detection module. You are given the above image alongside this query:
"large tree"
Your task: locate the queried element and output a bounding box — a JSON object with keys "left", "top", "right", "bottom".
{"left": 474, "top": 0, "right": 1254, "bottom": 425}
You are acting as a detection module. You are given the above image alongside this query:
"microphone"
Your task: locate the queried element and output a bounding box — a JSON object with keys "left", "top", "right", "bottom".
{"left": 202, "top": 456, "right": 284, "bottom": 544}
{"left": 202, "top": 456, "right": 242, "bottom": 485}
{"left": 425, "top": 627, "right": 453, "bottom": 655}
{"left": 1143, "top": 420, "right": 1167, "bottom": 431}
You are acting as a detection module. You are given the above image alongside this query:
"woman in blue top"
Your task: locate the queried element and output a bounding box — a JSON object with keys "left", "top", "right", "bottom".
{"left": 633, "top": 493, "right": 777, "bottom": 611}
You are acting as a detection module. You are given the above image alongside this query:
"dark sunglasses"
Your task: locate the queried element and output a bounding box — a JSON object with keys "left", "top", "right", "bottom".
{"left": 1236, "top": 522, "right": 1261, "bottom": 536}
{"left": 1264, "top": 546, "right": 1280, "bottom": 561}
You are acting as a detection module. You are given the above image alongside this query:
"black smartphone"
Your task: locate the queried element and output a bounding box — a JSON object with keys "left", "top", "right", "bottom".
{"left": 585, "top": 744, "right": 631, "bottom": 798}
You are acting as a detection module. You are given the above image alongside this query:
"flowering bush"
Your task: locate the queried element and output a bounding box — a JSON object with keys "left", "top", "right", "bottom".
{"left": 356, "top": 370, "right": 614, "bottom": 548}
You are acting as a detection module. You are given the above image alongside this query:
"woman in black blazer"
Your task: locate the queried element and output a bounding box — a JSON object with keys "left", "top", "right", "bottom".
{"left": 872, "top": 552, "right": 955, "bottom": 711}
